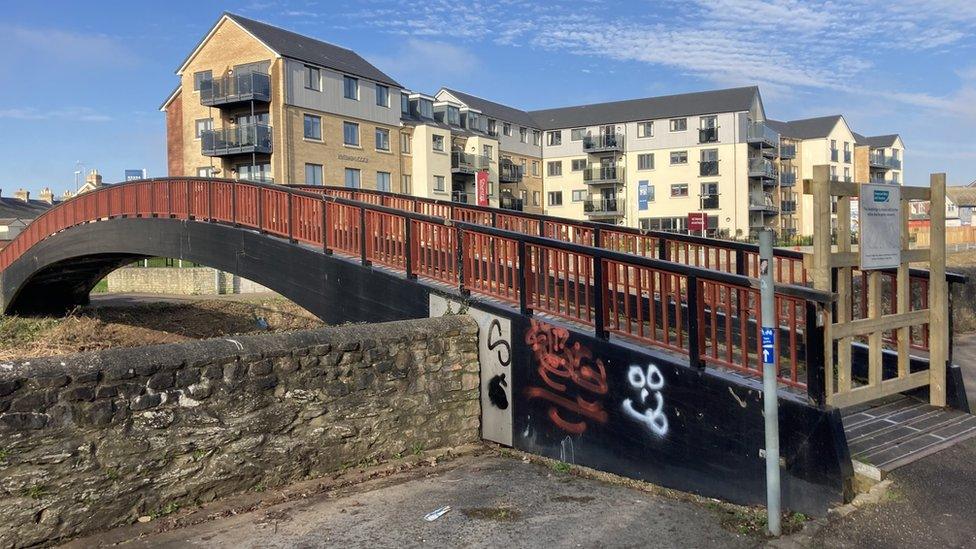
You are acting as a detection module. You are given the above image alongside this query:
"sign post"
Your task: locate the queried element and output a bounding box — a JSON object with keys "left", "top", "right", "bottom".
{"left": 687, "top": 212, "right": 707, "bottom": 236}
{"left": 759, "top": 229, "right": 781, "bottom": 536}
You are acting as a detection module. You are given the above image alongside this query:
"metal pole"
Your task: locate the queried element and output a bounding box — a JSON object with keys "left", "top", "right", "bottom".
{"left": 759, "top": 228, "right": 781, "bottom": 536}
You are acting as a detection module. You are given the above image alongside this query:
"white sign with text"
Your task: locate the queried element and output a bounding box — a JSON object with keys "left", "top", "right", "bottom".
{"left": 859, "top": 183, "right": 902, "bottom": 270}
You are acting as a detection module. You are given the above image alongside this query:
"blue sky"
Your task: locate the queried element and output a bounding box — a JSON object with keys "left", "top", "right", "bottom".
{"left": 2, "top": 0, "right": 975, "bottom": 197}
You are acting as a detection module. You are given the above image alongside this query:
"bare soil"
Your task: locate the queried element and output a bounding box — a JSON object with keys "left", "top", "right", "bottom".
{"left": 0, "top": 297, "right": 323, "bottom": 361}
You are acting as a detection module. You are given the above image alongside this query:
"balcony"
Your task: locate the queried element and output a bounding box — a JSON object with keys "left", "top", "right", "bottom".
{"left": 870, "top": 152, "right": 902, "bottom": 170}
{"left": 451, "top": 151, "right": 490, "bottom": 174}
{"left": 746, "top": 121, "right": 779, "bottom": 148}
{"left": 869, "top": 176, "right": 897, "bottom": 185}
{"left": 200, "top": 72, "right": 271, "bottom": 108}
{"left": 780, "top": 200, "right": 797, "bottom": 213}
{"left": 201, "top": 124, "right": 273, "bottom": 156}
{"left": 451, "top": 191, "right": 476, "bottom": 204}
{"left": 830, "top": 149, "right": 839, "bottom": 162}
{"left": 700, "top": 194, "right": 719, "bottom": 210}
{"left": 699, "top": 160, "right": 719, "bottom": 177}
{"left": 582, "top": 133, "right": 624, "bottom": 153}
{"left": 748, "top": 157, "right": 778, "bottom": 180}
{"left": 843, "top": 151, "right": 852, "bottom": 163}
{"left": 500, "top": 195, "right": 523, "bottom": 211}
{"left": 583, "top": 166, "right": 624, "bottom": 185}
{"left": 698, "top": 127, "right": 718, "bottom": 143}
{"left": 779, "top": 144, "right": 796, "bottom": 159}
{"left": 749, "top": 193, "right": 778, "bottom": 213}
{"left": 780, "top": 171, "right": 797, "bottom": 186}
{"left": 583, "top": 197, "right": 625, "bottom": 216}
{"left": 499, "top": 159, "right": 523, "bottom": 183}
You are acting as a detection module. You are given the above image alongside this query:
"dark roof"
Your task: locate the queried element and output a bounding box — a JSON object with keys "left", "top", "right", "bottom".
{"left": 857, "top": 134, "right": 900, "bottom": 148}
{"left": 440, "top": 88, "right": 538, "bottom": 128}
{"left": 766, "top": 115, "right": 843, "bottom": 139}
{"left": 527, "top": 86, "right": 760, "bottom": 130}
{"left": 221, "top": 13, "right": 401, "bottom": 87}
{"left": 0, "top": 197, "right": 54, "bottom": 220}
{"left": 947, "top": 186, "right": 976, "bottom": 207}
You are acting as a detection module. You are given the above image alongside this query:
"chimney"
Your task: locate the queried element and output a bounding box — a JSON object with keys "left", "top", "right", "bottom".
{"left": 39, "top": 187, "right": 54, "bottom": 204}
{"left": 14, "top": 189, "right": 30, "bottom": 202}
{"left": 62, "top": 190, "right": 74, "bottom": 201}
{"left": 86, "top": 169, "right": 103, "bottom": 188}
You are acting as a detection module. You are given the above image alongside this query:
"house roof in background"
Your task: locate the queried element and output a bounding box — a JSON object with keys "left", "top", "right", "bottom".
{"left": 528, "top": 86, "right": 760, "bottom": 130}
{"left": 0, "top": 197, "right": 54, "bottom": 220}
{"left": 853, "top": 133, "right": 900, "bottom": 148}
{"left": 947, "top": 186, "right": 976, "bottom": 207}
{"left": 766, "top": 115, "right": 844, "bottom": 140}
{"left": 439, "top": 88, "right": 538, "bottom": 128}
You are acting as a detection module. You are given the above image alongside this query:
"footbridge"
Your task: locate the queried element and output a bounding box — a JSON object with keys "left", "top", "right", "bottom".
{"left": 0, "top": 175, "right": 965, "bottom": 515}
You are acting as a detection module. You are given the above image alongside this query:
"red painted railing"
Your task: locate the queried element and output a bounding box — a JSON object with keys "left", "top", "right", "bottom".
{"left": 0, "top": 178, "right": 839, "bottom": 394}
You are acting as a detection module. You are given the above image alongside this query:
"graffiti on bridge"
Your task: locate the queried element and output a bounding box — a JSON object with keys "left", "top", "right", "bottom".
{"left": 622, "top": 364, "right": 669, "bottom": 437}
{"left": 524, "top": 319, "right": 608, "bottom": 434}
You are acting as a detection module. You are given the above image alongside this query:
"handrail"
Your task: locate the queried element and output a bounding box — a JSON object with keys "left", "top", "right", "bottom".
{"left": 0, "top": 176, "right": 844, "bottom": 395}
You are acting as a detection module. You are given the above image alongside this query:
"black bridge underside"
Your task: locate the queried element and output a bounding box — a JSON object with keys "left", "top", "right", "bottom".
{"left": 1, "top": 218, "right": 431, "bottom": 323}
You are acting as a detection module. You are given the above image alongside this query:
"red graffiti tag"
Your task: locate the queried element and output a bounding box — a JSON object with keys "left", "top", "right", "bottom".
{"left": 524, "top": 319, "right": 608, "bottom": 434}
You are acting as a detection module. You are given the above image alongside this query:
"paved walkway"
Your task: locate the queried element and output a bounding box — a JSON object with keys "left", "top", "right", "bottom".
{"left": 69, "top": 454, "right": 757, "bottom": 549}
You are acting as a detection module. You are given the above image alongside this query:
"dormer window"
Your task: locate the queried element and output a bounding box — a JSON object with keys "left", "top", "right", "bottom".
{"left": 343, "top": 76, "right": 359, "bottom": 100}
{"left": 447, "top": 106, "right": 460, "bottom": 126}
{"left": 401, "top": 93, "right": 410, "bottom": 115}
{"left": 419, "top": 99, "right": 433, "bottom": 119}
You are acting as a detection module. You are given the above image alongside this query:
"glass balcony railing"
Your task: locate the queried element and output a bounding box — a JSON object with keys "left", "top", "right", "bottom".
{"left": 583, "top": 197, "right": 625, "bottom": 215}
{"left": 499, "top": 160, "right": 523, "bottom": 183}
{"left": 699, "top": 160, "right": 719, "bottom": 177}
{"left": 700, "top": 195, "right": 719, "bottom": 210}
{"left": 843, "top": 151, "right": 852, "bottom": 163}
{"left": 779, "top": 144, "right": 796, "bottom": 159}
{"left": 201, "top": 123, "right": 273, "bottom": 156}
{"left": 830, "top": 149, "right": 839, "bottom": 162}
{"left": 499, "top": 194, "right": 523, "bottom": 211}
{"left": 748, "top": 157, "right": 778, "bottom": 179}
{"left": 200, "top": 72, "right": 272, "bottom": 107}
{"left": 780, "top": 171, "right": 797, "bottom": 186}
{"left": 698, "top": 127, "right": 718, "bottom": 143}
{"left": 871, "top": 152, "right": 902, "bottom": 170}
{"left": 746, "top": 121, "right": 779, "bottom": 147}
{"left": 780, "top": 200, "right": 797, "bottom": 213}
{"left": 451, "top": 152, "right": 490, "bottom": 173}
{"left": 749, "top": 192, "right": 778, "bottom": 212}
{"left": 582, "top": 133, "right": 624, "bottom": 152}
{"left": 583, "top": 166, "right": 623, "bottom": 184}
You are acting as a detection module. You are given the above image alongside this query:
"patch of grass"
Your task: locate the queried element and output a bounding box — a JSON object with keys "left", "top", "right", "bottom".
{"left": 251, "top": 484, "right": 266, "bottom": 493}
{"left": 461, "top": 506, "right": 522, "bottom": 521}
{"left": 410, "top": 442, "right": 424, "bottom": 456}
{"left": 105, "top": 468, "right": 121, "bottom": 480}
{"left": 550, "top": 461, "right": 572, "bottom": 474}
{"left": 0, "top": 449, "right": 9, "bottom": 463}
{"left": 191, "top": 449, "right": 207, "bottom": 461}
{"left": 151, "top": 502, "right": 180, "bottom": 519}
{"left": 711, "top": 505, "right": 808, "bottom": 538}
{"left": 0, "top": 315, "right": 60, "bottom": 350}
{"left": 21, "top": 484, "right": 46, "bottom": 500}
{"left": 90, "top": 279, "right": 109, "bottom": 294}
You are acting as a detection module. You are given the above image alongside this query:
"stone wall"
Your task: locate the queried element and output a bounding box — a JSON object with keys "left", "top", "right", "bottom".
{"left": 0, "top": 315, "right": 481, "bottom": 547}
{"left": 106, "top": 267, "right": 270, "bottom": 295}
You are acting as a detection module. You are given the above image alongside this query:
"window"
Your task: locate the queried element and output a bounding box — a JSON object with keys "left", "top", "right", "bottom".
{"left": 646, "top": 184, "right": 655, "bottom": 202}
{"left": 700, "top": 115, "right": 717, "bottom": 129}
{"left": 669, "top": 118, "right": 687, "bottom": 132}
{"left": 547, "top": 161, "right": 563, "bottom": 176}
{"left": 892, "top": 172, "right": 900, "bottom": 183}
{"left": 532, "top": 161, "right": 540, "bottom": 176}
{"left": 196, "top": 167, "right": 214, "bottom": 177}
{"left": 844, "top": 141, "right": 850, "bottom": 152}
{"left": 503, "top": 122, "right": 512, "bottom": 136}
{"left": 400, "top": 174, "right": 411, "bottom": 194}
{"left": 487, "top": 119, "right": 497, "bottom": 136}
{"left": 376, "top": 84, "right": 389, "bottom": 107}
{"left": 419, "top": 99, "right": 433, "bottom": 118}
{"left": 193, "top": 70, "right": 212, "bottom": 91}
{"left": 638, "top": 153, "right": 654, "bottom": 170}
{"left": 532, "top": 191, "right": 541, "bottom": 206}
{"left": 376, "top": 171, "right": 391, "bottom": 191}
{"left": 700, "top": 149, "right": 719, "bottom": 176}
{"left": 483, "top": 144, "right": 493, "bottom": 160}
{"left": 304, "top": 65, "right": 320, "bottom": 90}
{"left": 434, "top": 175, "right": 445, "bottom": 192}
{"left": 343, "top": 121, "right": 360, "bottom": 146}
{"left": 571, "top": 128, "right": 586, "bottom": 141}
{"left": 520, "top": 158, "right": 527, "bottom": 173}
{"left": 194, "top": 118, "right": 213, "bottom": 139}
{"left": 401, "top": 133, "right": 412, "bottom": 154}
{"left": 532, "top": 130, "right": 541, "bottom": 146}
{"left": 520, "top": 190, "right": 528, "bottom": 202}
{"left": 305, "top": 163, "right": 323, "bottom": 185}
{"left": 670, "top": 151, "right": 688, "bottom": 165}
{"left": 844, "top": 166, "right": 851, "bottom": 181}
{"left": 432, "top": 134, "right": 445, "bottom": 152}
{"left": 447, "top": 106, "right": 460, "bottom": 125}
{"left": 637, "top": 121, "right": 654, "bottom": 138}
{"left": 375, "top": 127, "right": 390, "bottom": 151}
{"left": 571, "top": 159, "right": 587, "bottom": 171}
{"left": 671, "top": 183, "right": 689, "bottom": 197}
{"left": 546, "top": 131, "right": 562, "bottom": 146}
{"left": 401, "top": 93, "right": 410, "bottom": 115}
{"left": 303, "top": 114, "right": 321, "bottom": 140}
{"left": 519, "top": 127, "right": 527, "bottom": 143}
{"left": 344, "top": 168, "right": 361, "bottom": 188}
{"left": 700, "top": 182, "right": 719, "bottom": 209}
{"left": 571, "top": 190, "right": 586, "bottom": 202}
{"left": 548, "top": 191, "right": 563, "bottom": 206}
{"left": 343, "top": 76, "right": 359, "bottom": 100}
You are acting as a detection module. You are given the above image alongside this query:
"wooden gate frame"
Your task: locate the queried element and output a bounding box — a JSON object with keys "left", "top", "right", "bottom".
{"left": 806, "top": 166, "right": 948, "bottom": 408}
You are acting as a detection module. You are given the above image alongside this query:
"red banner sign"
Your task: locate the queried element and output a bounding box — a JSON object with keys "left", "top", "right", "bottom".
{"left": 687, "top": 212, "right": 707, "bottom": 232}
{"left": 476, "top": 170, "right": 489, "bottom": 206}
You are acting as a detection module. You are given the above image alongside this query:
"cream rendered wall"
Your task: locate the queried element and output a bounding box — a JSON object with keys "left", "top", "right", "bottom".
{"left": 409, "top": 124, "right": 452, "bottom": 200}
{"left": 541, "top": 155, "right": 590, "bottom": 220}
{"left": 794, "top": 119, "right": 857, "bottom": 235}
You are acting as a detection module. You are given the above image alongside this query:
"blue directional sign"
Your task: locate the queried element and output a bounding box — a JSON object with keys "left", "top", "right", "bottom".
{"left": 638, "top": 180, "right": 650, "bottom": 210}
{"left": 761, "top": 327, "right": 775, "bottom": 364}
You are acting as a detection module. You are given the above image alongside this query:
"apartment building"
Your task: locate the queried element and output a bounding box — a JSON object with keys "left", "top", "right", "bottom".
{"left": 162, "top": 14, "right": 904, "bottom": 239}
{"left": 162, "top": 13, "right": 406, "bottom": 190}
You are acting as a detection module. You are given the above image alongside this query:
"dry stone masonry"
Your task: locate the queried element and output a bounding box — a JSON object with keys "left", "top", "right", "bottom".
{"left": 0, "top": 315, "right": 481, "bottom": 547}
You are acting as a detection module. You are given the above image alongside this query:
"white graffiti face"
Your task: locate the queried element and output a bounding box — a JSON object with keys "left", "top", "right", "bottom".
{"left": 621, "top": 364, "right": 668, "bottom": 437}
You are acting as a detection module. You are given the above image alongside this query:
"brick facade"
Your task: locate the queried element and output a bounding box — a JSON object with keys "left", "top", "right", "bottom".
{"left": 165, "top": 90, "right": 184, "bottom": 176}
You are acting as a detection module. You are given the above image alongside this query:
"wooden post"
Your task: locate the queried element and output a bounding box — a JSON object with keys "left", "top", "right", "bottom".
{"left": 897, "top": 194, "right": 910, "bottom": 380}
{"left": 836, "top": 184, "right": 853, "bottom": 394}
{"left": 810, "top": 165, "right": 834, "bottom": 403}
{"left": 929, "top": 173, "right": 948, "bottom": 406}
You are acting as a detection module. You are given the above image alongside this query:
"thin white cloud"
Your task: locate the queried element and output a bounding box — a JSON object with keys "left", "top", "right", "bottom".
{"left": 367, "top": 38, "right": 479, "bottom": 87}
{"left": 0, "top": 107, "right": 112, "bottom": 122}
{"left": 0, "top": 24, "right": 138, "bottom": 68}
